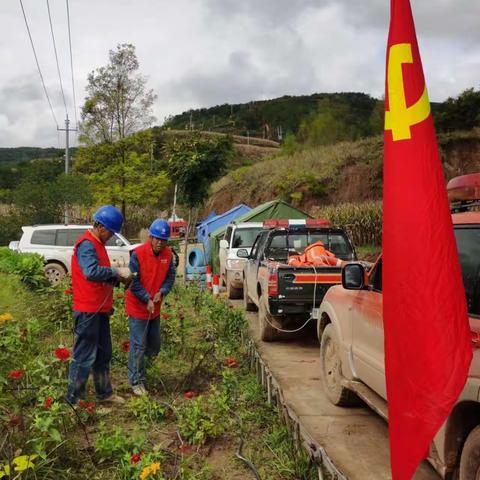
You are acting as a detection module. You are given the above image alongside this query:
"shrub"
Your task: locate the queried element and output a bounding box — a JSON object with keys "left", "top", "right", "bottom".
{"left": 0, "top": 248, "right": 47, "bottom": 289}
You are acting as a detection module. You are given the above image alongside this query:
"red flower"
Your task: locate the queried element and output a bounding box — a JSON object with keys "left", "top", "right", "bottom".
{"left": 54, "top": 347, "right": 71, "bottom": 361}
{"left": 178, "top": 444, "right": 192, "bottom": 454}
{"left": 44, "top": 397, "right": 54, "bottom": 409}
{"left": 223, "top": 357, "right": 240, "bottom": 368}
{"left": 8, "top": 370, "right": 24, "bottom": 379}
{"left": 78, "top": 400, "right": 96, "bottom": 413}
{"left": 121, "top": 341, "right": 130, "bottom": 353}
{"left": 161, "top": 313, "right": 170, "bottom": 321}
{"left": 64, "top": 288, "right": 73, "bottom": 295}
{"left": 8, "top": 414, "right": 22, "bottom": 427}
{"left": 183, "top": 391, "right": 197, "bottom": 399}
{"left": 130, "top": 453, "right": 142, "bottom": 464}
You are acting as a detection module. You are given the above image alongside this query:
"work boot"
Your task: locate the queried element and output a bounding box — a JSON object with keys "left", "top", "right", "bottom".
{"left": 98, "top": 394, "right": 125, "bottom": 404}
{"left": 132, "top": 385, "right": 147, "bottom": 396}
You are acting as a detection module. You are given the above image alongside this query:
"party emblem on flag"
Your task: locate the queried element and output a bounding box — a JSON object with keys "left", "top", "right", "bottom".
{"left": 384, "top": 43, "right": 431, "bottom": 141}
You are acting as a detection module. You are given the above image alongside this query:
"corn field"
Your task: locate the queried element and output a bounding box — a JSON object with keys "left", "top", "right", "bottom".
{"left": 313, "top": 201, "right": 382, "bottom": 247}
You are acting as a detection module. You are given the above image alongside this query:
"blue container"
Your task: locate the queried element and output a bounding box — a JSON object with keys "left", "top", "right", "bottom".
{"left": 187, "top": 248, "right": 205, "bottom": 268}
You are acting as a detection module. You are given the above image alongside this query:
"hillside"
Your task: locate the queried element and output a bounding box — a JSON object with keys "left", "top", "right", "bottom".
{"left": 164, "top": 92, "right": 380, "bottom": 139}
{"left": 205, "top": 129, "right": 480, "bottom": 214}
{"left": 0, "top": 147, "right": 72, "bottom": 166}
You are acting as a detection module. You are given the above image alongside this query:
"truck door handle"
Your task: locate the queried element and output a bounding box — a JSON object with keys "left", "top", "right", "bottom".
{"left": 283, "top": 274, "right": 295, "bottom": 281}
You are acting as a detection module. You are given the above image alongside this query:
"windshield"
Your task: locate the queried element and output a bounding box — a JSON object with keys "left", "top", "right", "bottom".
{"left": 232, "top": 228, "right": 262, "bottom": 249}
{"left": 267, "top": 230, "right": 354, "bottom": 262}
{"left": 454, "top": 226, "right": 480, "bottom": 316}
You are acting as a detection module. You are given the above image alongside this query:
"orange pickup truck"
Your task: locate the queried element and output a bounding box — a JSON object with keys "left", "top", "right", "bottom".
{"left": 317, "top": 173, "right": 480, "bottom": 479}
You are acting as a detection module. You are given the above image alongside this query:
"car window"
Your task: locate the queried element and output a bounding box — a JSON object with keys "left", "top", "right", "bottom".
{"left": 454, "top": 226, "right": 480, "bottom": 316}
{"left": 266, "top": 231, "right": 354, "bottom": 262}
{"left": 232, "top": 228, "right": 262, "bottom": 248}
{"left": 106, "top": 234, "right": 124, "bottom": 247}
{"left": 56, "top": 229, "right": 87, "bottom": 246}
{"left": 224, "top": 227, "right": 233, "bottom": 244}
{"left": 250, "top": 232, "right": 267, "bottom": 260}
{"left": 31, "top": 230, "right": 56, "bottom": 245}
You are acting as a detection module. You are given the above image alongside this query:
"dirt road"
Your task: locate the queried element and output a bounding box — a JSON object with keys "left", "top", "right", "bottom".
{"left": 231, "top": 299, "right": 440, "bottom": 480}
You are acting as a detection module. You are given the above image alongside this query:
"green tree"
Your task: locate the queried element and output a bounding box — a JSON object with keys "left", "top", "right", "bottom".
{"left": 436, "top": 88, "right": 480, "bottom": 132}
{"left": 163, "top": 133, "right": 232, "bottom": 208}
{"left": 163, "top": 133, "right": 233, "bottom": 236}
{"left": 80, "top": 43, "right": 157, "bottom": 144}
{"left": 13, "top": 172, "right": 92, "bottom": 225}
{"left": 75, "top": 131, "right": 169, "bottom": 222}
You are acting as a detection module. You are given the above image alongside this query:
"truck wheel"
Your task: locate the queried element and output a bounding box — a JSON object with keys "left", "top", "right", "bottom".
{"left": 459, "top": 425, "right": 480, "bottom": 480}
{"left": 258, "top": 294, "right": 280, "bottom": 342}
{"left": 44, "top": 263, "right": 67, "bottom": 285}
{"left": 320, "top": 324, "right": 358, "bottom": 406}
{"left": 243, "top": 278, "right": 257, "bottom": 312}
{"left": 227, "top": 280, "right": 242, "bottom": 300}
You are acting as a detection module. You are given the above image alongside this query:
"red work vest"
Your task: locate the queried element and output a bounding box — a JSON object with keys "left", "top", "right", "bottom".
{"left": 125, "top": 242, "right": 172, "bottom": 320}
{"left": 71, "top": 230, "right": 113, "bottom": 313}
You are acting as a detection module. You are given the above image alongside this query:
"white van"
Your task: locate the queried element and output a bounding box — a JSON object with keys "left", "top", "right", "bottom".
{"left": 219, "top": 222, "right": 263, "bottom": 299}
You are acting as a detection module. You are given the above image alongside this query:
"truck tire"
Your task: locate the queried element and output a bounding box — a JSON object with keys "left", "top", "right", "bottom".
{"left": 258, "top": 294, "right": 280, "bottom": 342}
{"left": 44, "top": 262, "right": 67, "bottom": 285}
{"left": 320, "top": 324, "right": 358, "bottom": 406}
{"left": 243, "top": 278, "right": 257, "bottom": 312}
{"left": 459, "top": 425, "right": 480, "bottom": 480}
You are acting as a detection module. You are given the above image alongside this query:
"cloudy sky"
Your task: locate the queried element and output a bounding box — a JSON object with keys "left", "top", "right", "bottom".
{"left": 1, "top": 0, "right": 479, "bottom": 147}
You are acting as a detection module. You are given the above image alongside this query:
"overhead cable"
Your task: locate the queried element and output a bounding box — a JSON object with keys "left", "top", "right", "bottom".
{"left": 46, "top": 0, "right": 68, "bottom": 116}
{"left": 19, "top": 0, "right": 59, "bottom": 127}
{"left": 66, "top": 0, "right": 78, "bottom": 129}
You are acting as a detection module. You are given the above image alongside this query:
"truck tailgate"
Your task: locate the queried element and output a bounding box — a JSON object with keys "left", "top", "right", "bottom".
{"left": 278, "top": 266, "right": 342, "bottom": 305}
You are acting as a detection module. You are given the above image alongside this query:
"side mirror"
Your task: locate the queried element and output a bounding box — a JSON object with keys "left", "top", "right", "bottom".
{"left": 342, "top": 263, "right": 365, "bottom": 290}
{"left": 237, "top": 248, "right": 249, "bottom": 259}
{"left": 219, "top": 239, "right": 229, "bottom": 249}
{"left": 115, "top": 238, "right": 124, "bottom": 247}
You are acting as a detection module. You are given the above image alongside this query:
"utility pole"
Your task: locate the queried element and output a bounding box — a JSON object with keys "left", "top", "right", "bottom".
{"left": 171, "top": 183, "right": 178, "bottom": 221}
{"left": 57, "top": 115, "right": 77, "bottom": 224}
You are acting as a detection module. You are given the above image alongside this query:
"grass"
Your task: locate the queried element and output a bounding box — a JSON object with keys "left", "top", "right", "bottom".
{"left": 0, "top": 273, "right": 317, "bottom": 480}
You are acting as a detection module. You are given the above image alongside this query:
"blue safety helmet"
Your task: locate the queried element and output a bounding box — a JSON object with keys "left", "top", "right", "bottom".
{"left": 149, "top": 219, "right": 170, "bottom": 240}
{"left": 93, "top": 205, "right": 124, "bottom": 233}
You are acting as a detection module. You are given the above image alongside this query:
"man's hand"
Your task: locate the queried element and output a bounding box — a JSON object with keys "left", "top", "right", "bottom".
{"left": 116, "top": 267, "right": 132, "bottom": 285}
{"left": 153, "top": 292, "right": 162, "bottom": 304}
{"left": 147, "top": 299, "right": 155, "bottom": 314}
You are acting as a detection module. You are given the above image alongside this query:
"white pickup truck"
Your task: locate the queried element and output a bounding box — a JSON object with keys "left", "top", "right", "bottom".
{"left": 219, "top": 222, "right": 263, "bottom": 299}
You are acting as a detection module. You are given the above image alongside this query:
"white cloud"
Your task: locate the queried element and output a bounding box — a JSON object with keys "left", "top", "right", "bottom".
{"left": 0, "top": 0, "right": 477, "bottom": 146}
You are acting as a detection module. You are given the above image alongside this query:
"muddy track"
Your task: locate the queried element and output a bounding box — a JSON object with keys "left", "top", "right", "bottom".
{"left": 230, "top": 299, "right": 440, "bottom": 480}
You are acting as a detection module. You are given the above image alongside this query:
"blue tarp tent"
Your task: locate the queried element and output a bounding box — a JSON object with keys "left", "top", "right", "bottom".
{"left": 197, "top": 204, "right": 251, "bottom": 262}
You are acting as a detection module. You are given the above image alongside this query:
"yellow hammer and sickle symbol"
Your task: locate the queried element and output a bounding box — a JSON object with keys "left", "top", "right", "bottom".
{"left": 384, "top": 43, "right": 431, "bottom": 141}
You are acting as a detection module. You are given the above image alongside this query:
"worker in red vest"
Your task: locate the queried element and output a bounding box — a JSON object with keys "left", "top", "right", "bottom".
{"left": 67, "top": 205, "right": 129, "bottom": 405}
{"left": 125, "top": 219, "right": 176, "bottom": 395}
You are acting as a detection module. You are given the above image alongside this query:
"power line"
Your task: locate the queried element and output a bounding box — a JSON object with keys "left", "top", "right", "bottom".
{"left": 46, "top": 0, "right": 68, "bottom": 116}
{"left": 66, "top": 0, "right": 78, "bottom": 130}
{"left": 19, "top": 0, "right": 59, "bottom": 127}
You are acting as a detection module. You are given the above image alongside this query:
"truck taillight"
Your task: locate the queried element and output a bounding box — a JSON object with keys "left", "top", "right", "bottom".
{"left": 268, "top": 271, "right": 279, "bottom": 296}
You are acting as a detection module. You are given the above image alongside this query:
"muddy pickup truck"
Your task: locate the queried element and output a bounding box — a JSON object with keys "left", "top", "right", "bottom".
{"left": 241, "top": 219, "right": 356, "bottom": 341}
{"left": 318, "top": 173, "right": 480, "bottom": 479}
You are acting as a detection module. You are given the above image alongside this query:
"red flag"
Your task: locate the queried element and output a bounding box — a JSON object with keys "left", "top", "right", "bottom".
{"left": 383, "top": 1, "right": 472, "bottom": 478}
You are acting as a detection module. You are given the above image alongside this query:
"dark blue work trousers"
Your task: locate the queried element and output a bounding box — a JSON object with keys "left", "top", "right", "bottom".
{"left": 128, "top": 316, "right": 160, "bottom": 387}
{"left": 67, "top": 312, "right": 113, "bottom": 403}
